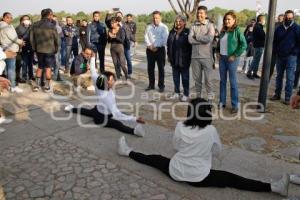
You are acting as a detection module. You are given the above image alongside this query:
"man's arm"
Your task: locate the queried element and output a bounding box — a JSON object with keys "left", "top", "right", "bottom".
{"left": 188, "top": 25, "right": 202, "bottom": 44}
{"left": 195, "top": 23, "right": 215, "bottom": 44}
{"left": 144, "top": 25, "right": 152, "bottom": 47}
{"left": 89, "top": 56, "right": 98, "bottom": 83}
{"left": 6, "top": 27, "right": 23, "bottom": 45}
{"left": 160, "top": 25, "right": 169, "bottom": 47}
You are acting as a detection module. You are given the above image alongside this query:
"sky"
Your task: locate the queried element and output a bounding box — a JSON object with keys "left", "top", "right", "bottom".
{"left": 1, "top": 0, "right": 300, "bottom": 17}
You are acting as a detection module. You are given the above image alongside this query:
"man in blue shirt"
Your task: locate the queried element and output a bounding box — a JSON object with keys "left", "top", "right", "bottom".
{"left": 270, "top": 10, "right": 300, "bottom": 105}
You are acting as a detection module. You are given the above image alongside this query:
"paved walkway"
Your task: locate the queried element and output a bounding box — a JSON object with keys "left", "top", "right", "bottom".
{"left": 0, "top": 47, "right": 300, "bottom": 200}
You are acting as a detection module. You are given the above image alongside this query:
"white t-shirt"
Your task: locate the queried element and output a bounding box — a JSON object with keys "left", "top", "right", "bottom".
{"left": 89, "top": 58, "right": 136, "bottom": 122}
{"left": 169, "top": 122, "right": 222, "bottom": 182}
{"left": 220, "top": 33, "right": 228, "bottom": 56}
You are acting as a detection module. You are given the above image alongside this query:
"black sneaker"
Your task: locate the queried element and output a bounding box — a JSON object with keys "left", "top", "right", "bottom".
{"left": 253, "top": 74, "right": 261, "bottom": 79}
{"left": 246, "top": 74, "right": 254, "bottom": 80}
{"left": 158, "top": 88, "right": 164, "bottom": 93}
{"left": 17, "top": 77, "right": 26, "bottom": 84}
{"left": 231, "top": 107, "right": 239, "bottom": 114}
{"left": 145, "top": 87, "right": 155, "bottom": 91}
{"left": 281, "top": 100, "right": 290, "bottom": 105}
{"left": 270, "top": 94, "right": 281, "bottom": 101}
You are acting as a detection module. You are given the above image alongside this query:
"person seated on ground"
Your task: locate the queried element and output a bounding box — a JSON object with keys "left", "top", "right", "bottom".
{"left": 64, "top": 56, "right": 146, "bottom": 137}
{"left": 118, "top": 98, "right": 290, "bottom": 197}
{"left": 289, "top": 88, "right": 300, "bottom": 185}
{"left": 70, "top": 47, "right": 94, "bottom": 90}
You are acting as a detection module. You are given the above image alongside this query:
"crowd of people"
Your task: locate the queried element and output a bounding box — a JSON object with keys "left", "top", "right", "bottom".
{"left": 0, "top": 6, "right": 300, "bottom": 197}
{"left": 0, "top": 7, "right": 299, "bottom": 107}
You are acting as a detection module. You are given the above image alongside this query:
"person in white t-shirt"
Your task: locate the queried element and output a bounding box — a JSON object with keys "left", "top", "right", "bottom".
{"left": 118, "top": 98, "right": 290, "bottom": 197}
{"left": 64, "top": 56, "right": 146, "bottom": 137}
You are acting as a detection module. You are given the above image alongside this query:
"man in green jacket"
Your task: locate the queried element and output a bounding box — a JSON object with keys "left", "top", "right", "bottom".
{"left": 30, "top": 8, "right": 59, "bottom": 92}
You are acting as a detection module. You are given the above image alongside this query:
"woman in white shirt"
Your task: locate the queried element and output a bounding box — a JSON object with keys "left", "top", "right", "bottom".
{"left": 118, "top": 98, "right": 290, "bottom": 196}
{"left": 64, "top": 57, "right": 146, "bottom": 137}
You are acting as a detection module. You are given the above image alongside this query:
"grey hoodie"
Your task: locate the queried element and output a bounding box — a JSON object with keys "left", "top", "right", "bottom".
{"left": 0, "top": 21, "right": 22, "bottom": 52}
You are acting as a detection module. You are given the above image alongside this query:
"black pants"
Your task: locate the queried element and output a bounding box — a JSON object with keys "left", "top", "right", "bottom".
{"left": 269, "top": 53, "right": 277, "bottom": 80}
{"left": 92, "top": 43, "right": 106, "bottom": 74}
{"left": 146, "top": 47, "right": 165, "bottom": 89}
{"left": 129, "top": 152, "right": 272, "bottom": 192}
{"left": 72, "top": 106, "right": 134, "bottom": 134}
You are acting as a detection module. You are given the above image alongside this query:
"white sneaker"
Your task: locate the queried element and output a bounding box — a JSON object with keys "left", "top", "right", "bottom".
{"left": 118, "top": 136, "right": 132, "bottom": 156}
{"left": 290, "top": 174, "right": 300, "bottom": 185}
{"left": 0, "top": 127, "right": 5, "bottom": 134}
{"left": 10, "top": 86, "right": 23, "bottom": 93}
{"left": 271, "top": 174, "right": 290, "bottom": 196}
{"left": 64, "top": 104, "right": 74, "bottom": 112}
{"left": 170, "top": 93, "right": 180, "bottom": 100}
{"left": 0, "top": 116, "right": 13, "bottom": 125}
{"left": 181, "top": 95, "right": 189, "bottom": 102}
{"left": 87, "top": 85, "right": 95, "bottom": 91}
{"left": 134, "top": 124, "right": 145, "bottom": 137}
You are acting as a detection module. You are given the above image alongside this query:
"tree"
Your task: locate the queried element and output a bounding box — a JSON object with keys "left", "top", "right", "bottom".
{"left": 167, "top": 0, "right": 204, "bottom": 21}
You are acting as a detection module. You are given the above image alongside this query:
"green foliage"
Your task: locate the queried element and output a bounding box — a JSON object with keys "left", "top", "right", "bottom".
{"left": 11, "top": 7, "right": 258, "bottom": 42}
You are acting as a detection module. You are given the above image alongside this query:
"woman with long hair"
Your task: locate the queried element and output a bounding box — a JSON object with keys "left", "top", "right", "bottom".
{"left": 108, "top": 17, "right": 129, "bottom": 80}
{"left": 217, "top": 11, "right": 247, "bottom": 113}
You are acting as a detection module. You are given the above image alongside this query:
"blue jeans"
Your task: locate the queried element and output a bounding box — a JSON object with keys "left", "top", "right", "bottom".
{"left": 5, "top": 58, "right": 16, "bottom": 87}
{"left": 219, "top": 55, "right": 240, "bottom": 108}
{"left": 172, "top": 66, "right": 190, "bottom": 96}
{"left": 248, "top": 47, "right": 263, "bottom": 75}
{"left": 125, "top": 48, "right": 133, "bottom": 75}
{"left": 275, "top": 55, "right": 297, "bottom": 101}
{"left": 294, "top": 54, "right": 300, "bottom": 88}
{"left": 60, "top": 37, "right": 67, "bottom": 66}
{"left": 21, "top": 51, "right": 34, "bottom": 80}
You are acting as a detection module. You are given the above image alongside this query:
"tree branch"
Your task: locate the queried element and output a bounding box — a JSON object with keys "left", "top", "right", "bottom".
{"left": 168, "top": 0, "right": 179, "bottom": 14}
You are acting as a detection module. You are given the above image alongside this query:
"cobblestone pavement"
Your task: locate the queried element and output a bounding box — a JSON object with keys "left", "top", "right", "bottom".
{"left": 0, "top": 136, "right": 188, "bottom": 200}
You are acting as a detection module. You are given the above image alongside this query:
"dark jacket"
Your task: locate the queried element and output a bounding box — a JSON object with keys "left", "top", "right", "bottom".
{"left": 108, "top": 27, "right": 130, "bottom": 49}
{"left": 273, "top": 23, "right": 300, "bottom": 57}
{"left": 244, "top": 24, "right": 254, "bottom": 44}
{"left": 167, "top": 28, "right": 192, "bottom": 68}
{"left": 70, "top": 53, "right": 88, "bottom": 75}
{"left": 62, "top": 25, "right": 79, "bottom": 46}
{"left": 124, "top": 21, "right": 137, "bottom": 42}
{"left": 87, "top": 21, "right": 107, "bottom": 48}
{"left": 16, "top": 24, "right": 33, "bottom": 53}
{"left": 30, "top": 19, "right": 59, "bottom": 54}
{"left": 252, "top": 23, "right": 265, "bottom": 48}
{"left": 79, "top": 25, "right": 88, "bottom": 48}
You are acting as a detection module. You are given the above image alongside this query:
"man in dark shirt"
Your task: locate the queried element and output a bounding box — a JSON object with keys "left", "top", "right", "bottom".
{"left": 30, "top": 8, "right": 59, "bottom": 92}
{"left": 270, "top": 10, "right": 300, "bottom": 105}
{"left": 87, "top": 11, "right": 107, "bottom": 73}
{"left": 70, "top": 47, "right": 93, "bottom": 89}
{"left": 124, "top": 13, "right": 137, "bottom": 78}
{"left": 79, "top": 19, "right": 88, "bottom": 50}
{"left": 62, "top": 16, "right": 79, "bottom": 74}
{"left": 247, "top": 15, "right": 266, "bottom": 79}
